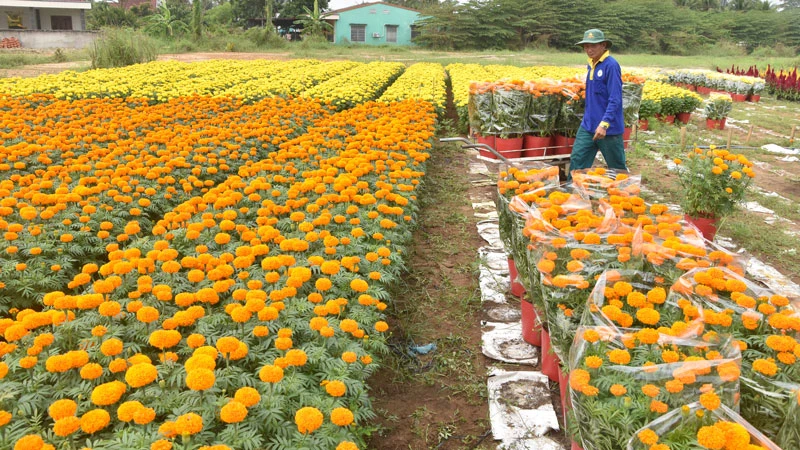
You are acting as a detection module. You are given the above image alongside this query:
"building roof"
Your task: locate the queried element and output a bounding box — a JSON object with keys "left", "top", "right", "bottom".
{"left": 0, "top": 0, "right": 91, "bottom": 8}
{"left": 327, "top": 1, "right": 421, "bottom": 15}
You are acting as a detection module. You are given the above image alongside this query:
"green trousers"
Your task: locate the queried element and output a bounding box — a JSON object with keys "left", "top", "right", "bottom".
{"left": 567, "top": 127, "right": 627, "bottom": 180}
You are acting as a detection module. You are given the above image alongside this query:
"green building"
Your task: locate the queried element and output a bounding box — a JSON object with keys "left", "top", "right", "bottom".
{"left": 327, "top": 2, "right": 421, "bottom": 45}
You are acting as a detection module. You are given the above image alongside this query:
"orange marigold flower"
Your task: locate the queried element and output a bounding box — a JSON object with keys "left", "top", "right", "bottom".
{"left": 220, "top": 400, "right": 248, "bottom": 424}
{"left": 151, "top": 439, "right": 173, "bottom": 450}
{"left": 324, "top": 380, "right": 347, "bottom": 397}
{"left": 234, "top": 387, "right": 261, "bottom": 407}
{"left": 342, "top": 352, "right": 357, "bottom": 363}
{"left": 259, "top": 364, "right": 283, "bottom": 383}
{"left": 699, "top": 391, "right": 721, "bottom": 411}
{"left": 609, "top": 384, "right": 627, "bottom": 396}
{"left": 336, "top": 442, "right": 359, "bottom": 450}
{"left": 585, "top": 356, "right": 603, "bottom": 369}
{"left": 125, "top": 363, "right": 158, "bottom": 388}
{"left": 331, "top": 407, "right": 354, "bottom": 426}
{"left": 752, "top": 358, "right": 778, "bottom": 377}
{"left": 174, "top": 412, "right": 203, "bottom": 436}
{"left": 185, "top": 368, "right": 216, "bottom": 391}
{"left": 295, "top": 407, "right": 323, "bottom": 434}
{"left": 14, "top": 435, "right": 45, "bottom": 450}
{"left": 608, "top": 349, "right": 631, "bottom": 365}
{"left": 90, "top": 380, "right": 127, "bottom": 406}
{"left": 637, "top": 429, "right": 659, "bottom": 446}
{"left": 117, "top": 401, "right": 144, "bottom": 422}
{"left": 48, "top": 399, "right": 78, "bottom": 420}
{"left": 697, "top": 425, "right": 726, "bottom": 449}
{"left": 80, "top": 409, "right": 111, "bottom": 434}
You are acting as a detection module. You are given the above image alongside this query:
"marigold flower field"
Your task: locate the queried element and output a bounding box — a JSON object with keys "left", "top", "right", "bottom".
{"left": 0, "top": 57, "right": 793, "bottom": 450}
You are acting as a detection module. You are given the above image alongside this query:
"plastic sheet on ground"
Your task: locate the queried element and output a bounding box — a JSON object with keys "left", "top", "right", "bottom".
{"left": 481, "top": 321, "right": 539, "bottom": 365}
{"left": 485, "top": 303, "right": 523, "bottom": 322}
{"left": 478, "top": 219, "right": 505, "bottom": 250}
{"left": 470, "top": 161, "right": 493, "bottom": 176}
{"left": 498, "top": 436, "right": 566, "bottom": 450}
{"left": 479, "top": 246, "right": 510, "bottom": 304}
{"left": 744, "top": 201, "right": 775, "bottom": 215}
{"left": 488, "top": 368, "right": 560, "bottom": 445}
{"left": 745, "top": 257, "right": 800, "bottom": 303}
{"left": 761, "top": 143, "right": 799, "bottom": 155}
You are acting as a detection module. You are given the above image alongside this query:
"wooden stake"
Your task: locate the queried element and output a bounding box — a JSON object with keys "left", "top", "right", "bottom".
{"left": 727, "top": 128, "right": 733, "bottom": 150}
{"left": 680, "top": 126, "right": 687, "bottom": 150}
{"left": 633, "top": 122, "right": 638, "bottom": 144}
{"left": 745, "top": 125, "right": 754, "bottom": 146}
{"left": 791, "top": 125, "right": 797, "bottom": 147}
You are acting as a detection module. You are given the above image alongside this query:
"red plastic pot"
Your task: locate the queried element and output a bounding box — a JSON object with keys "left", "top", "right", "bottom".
{"left": 685, "top": 214, "right": 718, "bottom": 241}
{"left": 676, "top": 112, "right": 692, "bottom": 124}
{"left": 638, "top": 119, "right": 649, "bottom": 131}
{"left": 553, "top": 134, "right": 575, "bottom": 155}
{"left": 522, "top": 134, "right": 553, "bottom": 157}
{"left": 495, "top": 136, "right": 523, "bottom": 159}
{"left": 748, "top": 94, "right": 760, "bottom": 102}
{"left": 571, "top": 440, "right": 585, "bottom": 450}
{"left": 540, "top": 329, "right": 560, "bottom": 382}
{"left": 622, "top": 127, "right": 632, "bottom": 149}
{"left": 706, "top": 118, "right": 726, "bottom": 130}
{"left": 558, "top": 369, "right": 570, "bottom": 426}
{"left": 688, "top": 84, "right": 697, "bottom": 92}
{"left": 656, "top": 114, "right": 676, "bottom": 124}
{"left": 731, "top": 93, "right": 747, "bottom": 102}
{"left": 507, "top": 257, "right": 526, "bottom": 298}
{"left": 697, "top": 86, "right": 711, "bottom": 95}
{"left": 475, "top": 134, "right": 496, "bottom": 159}
{"left": 520, "top": 299, "right": 542, "bottom": 346}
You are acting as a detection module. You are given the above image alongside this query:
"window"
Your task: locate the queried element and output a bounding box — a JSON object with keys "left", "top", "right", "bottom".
{"left": 385, "top": 25, "right": 398, "bottom": 43}
{"left": 50, "top": 16, "right": 73, "bottom": 30}
{"left": 350, "top": 24, "right": 366, "bottom": 42}
{"left": 410, "top": 24, "right": 421, "bottom": 40}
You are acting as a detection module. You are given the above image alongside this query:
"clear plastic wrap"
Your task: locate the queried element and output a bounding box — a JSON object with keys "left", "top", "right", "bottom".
{"left": 468, "top": 81, "right": 494, "bottom": 136}
{"left": 626, "top": 402, "right": 781, "bottom": 450}
{"left": 622, "top": 81, "right": 644, "bottom": 127}
{"left": 579, "top": 270, "right": 694, "bottom": 334}
{"left": 668, "top": 266, "right": 800, "bottom": 448}
{"left": 569, "top": 326, "right": 742, "bottom": 450}
{"left": 492, "top": 83, "right": 530, "bottom": 138}
{"left": 556, "top": 81, "right": 586, "bottom": 138}
{"left": 525, "top": 80, "right": 562, "bottom": 137}
{"left": 571, "top": 168, "right": 642, "bottom": 202}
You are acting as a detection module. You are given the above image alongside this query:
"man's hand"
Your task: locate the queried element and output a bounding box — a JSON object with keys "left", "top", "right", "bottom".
{"left": 593, "top": 125, "right": 607, "bottom": 141}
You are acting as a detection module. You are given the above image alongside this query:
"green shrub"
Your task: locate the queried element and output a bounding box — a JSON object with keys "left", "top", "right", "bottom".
{"left": 703, "top": 40, "right": 747, "bottom": 58}
{"left": 750, "top": 43, "right": 796, "bottom": 58}
{"left": 243, "top": 27, "right": 287, "bottom": 48}
{"left": 89, "top": 28, "right": 158, "bottom": 69}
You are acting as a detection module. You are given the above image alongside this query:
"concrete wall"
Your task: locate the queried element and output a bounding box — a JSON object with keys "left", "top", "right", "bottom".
{"left": 0, "top": 29, "right": 97, "bottom": 48}
{"left": 334, "top": 4, "right": 419, "bottom": 46}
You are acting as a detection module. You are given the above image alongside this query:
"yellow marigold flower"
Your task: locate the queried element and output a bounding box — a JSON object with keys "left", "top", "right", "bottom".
{"left": 259, "top": 364, "right": 284, "bottom": 383}
{"left": 325, "top": 380, "right": 347, "bottom": 397}
{"left": 336, "top": 442, "right": 359, "bottom": 450}
{"left": 330, "top": 407, "right": 354, "bottom": 426}
{"left": 185, "top": 368, "right": 216, "bottom": 391}
{"left": 117, "top": 401, "right": 144, "bottom": 422}
{"left": 220, "top": 400, "right": 248, "bottom": 423}
{"left": 125, "top": 363, "right": 158, "bottom": 388}
{"left": 174, "top": 412, "right": 203, "bottom": 436}
{"left": 90, "top": 380, "right": 127, "bottom": 406}
{"left": 80, "top": 409, "right": 111, "bottom": 434}
{"left": 295, "top": 407, "right": 323, "bottom": 434}
{"left": 48, "top": 399, "right": 78, "bottom": 420}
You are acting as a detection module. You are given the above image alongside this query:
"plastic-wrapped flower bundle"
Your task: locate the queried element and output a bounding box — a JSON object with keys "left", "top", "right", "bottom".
{"left": 525, "top": 80, "right": 563, "bottom": 137}
{"left": 571, "top": 168, "right": 642, "bottom": 202}
{"left": 492, "top": 80, "right": 530, "bottom": 138}
{"left": 668, "top": 266, "right": 800, "bottom": 447}
{"left": 627, "top": 402, "right": 781, "bottom": 450}
{"left": 570, "top": 326, "right": 742, "bottom": 450}
{"left": 555, "top": 80, "right": 586, "bottom": 138}
{"left": 468, "top": 81, "right": 495, "bottom": 136}
{"left": 621, "top": 74, "right": 645, "bottom": 127}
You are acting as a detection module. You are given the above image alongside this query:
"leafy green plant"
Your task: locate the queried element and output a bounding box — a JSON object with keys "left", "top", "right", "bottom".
{"left": 704, "top": 93, "right": 733, "bottom": 120}
{"left": 89, "top": 28, "right": 158, "bottom": 69}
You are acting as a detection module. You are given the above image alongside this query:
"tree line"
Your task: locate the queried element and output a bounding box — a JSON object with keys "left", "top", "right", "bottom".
{"left": 406, "top": 0, "right": 800, "bottom": 54}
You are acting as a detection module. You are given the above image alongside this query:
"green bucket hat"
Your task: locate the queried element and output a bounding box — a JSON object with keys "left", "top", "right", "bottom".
{"left": 576, "top": 29, "right": 612, "bottom": 48}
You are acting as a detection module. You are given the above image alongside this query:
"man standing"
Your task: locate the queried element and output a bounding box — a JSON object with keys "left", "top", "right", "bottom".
{"left": 569, "top": 29, "right": 627, "bottom": 179}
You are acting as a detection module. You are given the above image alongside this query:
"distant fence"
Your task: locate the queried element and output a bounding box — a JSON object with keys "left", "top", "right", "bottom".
{"left": 0, "top": 30, "right": 98, "bottom": 49}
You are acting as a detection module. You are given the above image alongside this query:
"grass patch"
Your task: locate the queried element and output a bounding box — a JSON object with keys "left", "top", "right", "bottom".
{"left": 0, "top": 49, "right": 88, "bottom": 69}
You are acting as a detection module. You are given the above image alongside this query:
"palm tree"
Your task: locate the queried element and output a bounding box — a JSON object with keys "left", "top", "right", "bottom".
{"left": 145, "top": 4, "right": 189, "bottom": 37}
{"left": 295, "top": 0, "right": 332, "bottom": 40}
{"left": 192, "top": 0, "right": 204, "bottom": 39}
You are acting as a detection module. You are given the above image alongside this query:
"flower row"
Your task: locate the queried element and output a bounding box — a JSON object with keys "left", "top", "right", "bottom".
{"left": 378, "top": 63, "right": 447, "bottom": 115}
{"left": 302, "top": 62, "right": 406, "bottom": 110}
{"left": 0, "top": 97, "right": 437, "bottom": 450}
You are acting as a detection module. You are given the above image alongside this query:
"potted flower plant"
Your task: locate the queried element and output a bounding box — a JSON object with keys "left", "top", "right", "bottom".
{"left": 673, "top": 145, "right": 756, "bottom": 240}
{"left": 704, "top": 93, "right": 733, "bottom": 130}
{"left": 468, "top": 81, "right": 496, "bottom": 157}
{"left": 675, "top": 92, "right": 702, "bottom": 125}
{"left": 637, "top": 99, "right": 660, "bottom": 131}
{"left": 492, "top": 80, "right": 529, "bottom": 158}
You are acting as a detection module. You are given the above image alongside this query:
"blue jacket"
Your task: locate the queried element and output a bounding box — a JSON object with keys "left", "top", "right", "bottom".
{"left": 581, "top": 52, "right": 624, "bottom": 136}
